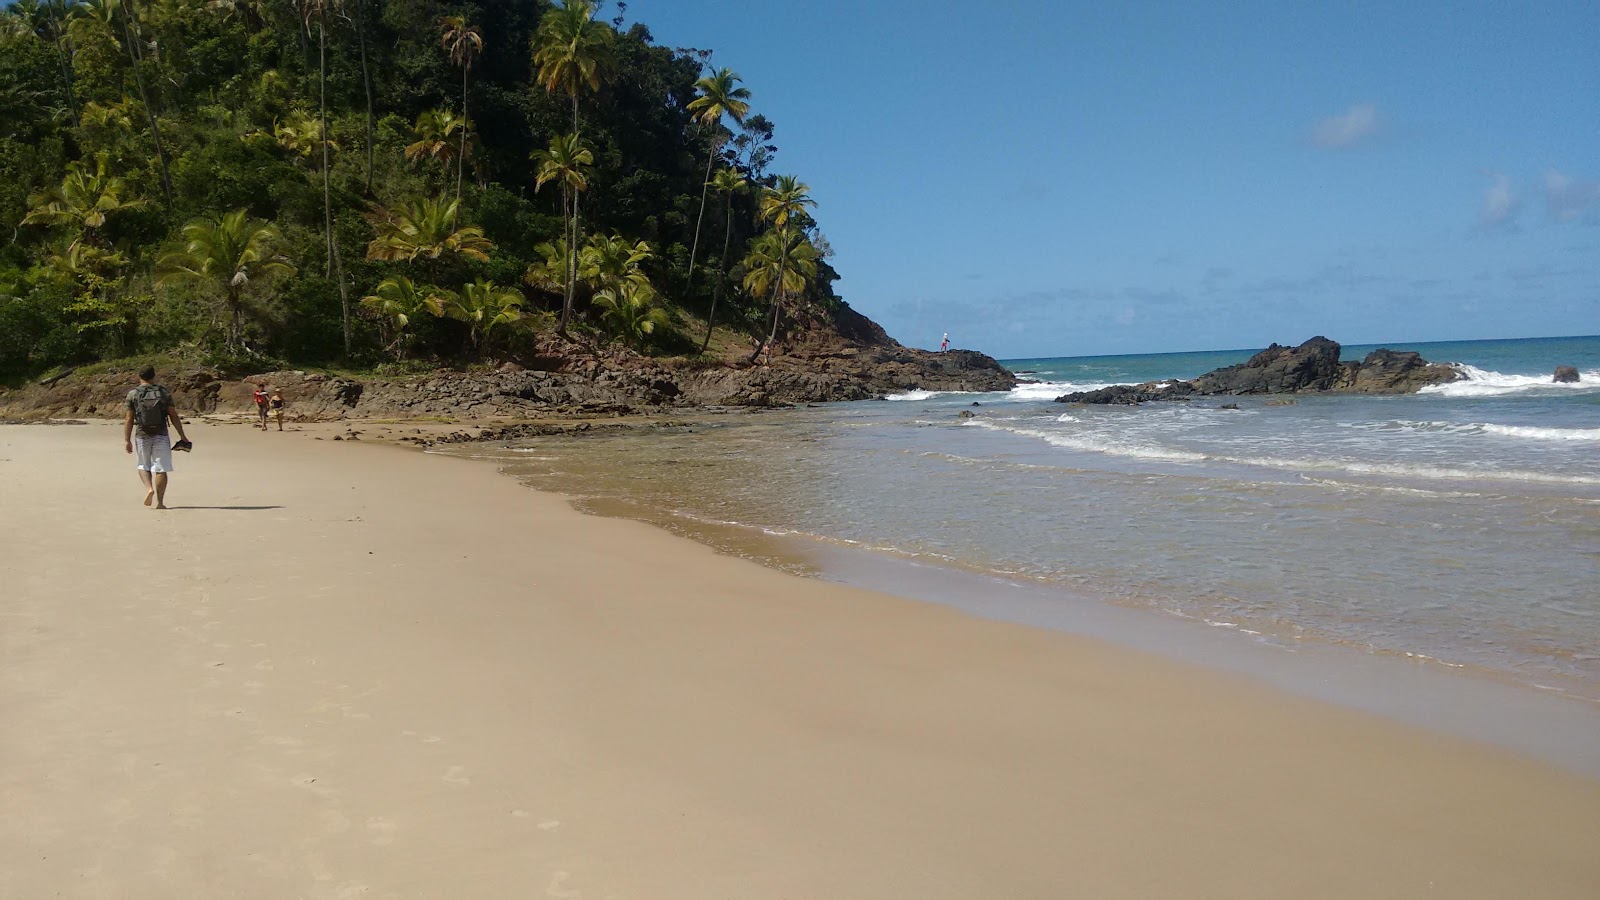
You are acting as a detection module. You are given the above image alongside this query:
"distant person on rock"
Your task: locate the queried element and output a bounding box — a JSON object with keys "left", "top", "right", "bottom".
{"left": 940, "top": 333, "right": 950, "bottom": 352}
{"left": 252, "top": 384, "right": 270, "bottom": 430}
{"left": 270, "top": 388, "right": 285, "bottom": 431}
{"left": 124, "top": 366, "right": 191, "bottom": 510}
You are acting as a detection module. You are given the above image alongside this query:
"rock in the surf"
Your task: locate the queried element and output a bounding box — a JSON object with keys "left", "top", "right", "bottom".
{"left": 1554, "top": 365, "right": 1580, "bottom": 383}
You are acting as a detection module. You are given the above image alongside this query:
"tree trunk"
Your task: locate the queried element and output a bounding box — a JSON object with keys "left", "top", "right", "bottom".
{"left": 45, "top": 2, "right": 77, "bottom": 124}
{"left": 556, "top": 187, "right": 573, "bottom": 334}
{"left": 318, "top": 15, "right": 332, "bottom": 277}
{"left": 455, "top": 63, "right": 468, "bottom": 227}
{"left": 700, "top": 191, "right": 734, "bottom": 354}
{"left": 119, "top": 0, "right": 172, "bottom": 207}
{"left": 354, "top": 0, "right": 374, "bottom": 195}
{"left": 684, "top": 142, "right": 716, "bottom": 303}
{"left": 333, "top": 227, "right": 351, "bottom": 355}
{"left": 316, "top": 15, "right": 348, "bottom": 354}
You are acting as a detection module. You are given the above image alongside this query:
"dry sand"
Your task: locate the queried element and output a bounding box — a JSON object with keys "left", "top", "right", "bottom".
{"left": 2, "top": 419, "right": 1598, "bottom": 899}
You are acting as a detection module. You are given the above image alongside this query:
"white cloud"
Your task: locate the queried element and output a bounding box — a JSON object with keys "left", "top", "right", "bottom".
{"left": 1480, "top": 172, "right": 1519, "bottom": 228}
{"left": 1310, "top": 103, "right": 1380, "bottom": 149}
{"left": 1544, "top": 169, "right": 1600, "bottom": 222}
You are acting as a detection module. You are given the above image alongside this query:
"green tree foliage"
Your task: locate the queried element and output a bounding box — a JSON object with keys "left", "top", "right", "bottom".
{"left": 155, "top": 209, "right": 296, "bottom": 349}
{"left": 0, "top": 0, "right": 846, "bottom": 379}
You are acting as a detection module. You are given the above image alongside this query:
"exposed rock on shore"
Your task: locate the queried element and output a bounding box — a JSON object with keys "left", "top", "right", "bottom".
{"left": 1057, "top": 337, "right": 1460, "bottom": 405}
{"left": 0, "top": 328, "right": 1016, "bottom": 422}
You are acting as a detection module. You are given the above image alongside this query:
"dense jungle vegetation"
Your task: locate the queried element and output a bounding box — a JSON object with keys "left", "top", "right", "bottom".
{"left": 0, "top": 0, "right": 844, "bottom": 378}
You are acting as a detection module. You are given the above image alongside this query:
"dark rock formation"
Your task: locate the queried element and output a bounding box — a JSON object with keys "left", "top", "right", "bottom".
{"left": 1554, "top": 365, "right": 1580, "bottom": 384}
{"left": 0, "top": 341, "right": 1016, "bottom": 422}
{"left": 1056, "top": 381, "right": 1195, "bottom": 405}
{"left": 1057, "top": 337, "right": 1460, "bottom": 405}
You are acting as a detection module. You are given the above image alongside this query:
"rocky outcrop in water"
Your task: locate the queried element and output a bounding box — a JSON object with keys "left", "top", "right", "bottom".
{"left": 1554, "top": 365, "right": 1580, "bottom": 384}
{"left": 1056, "top": 337, "right": 1461, "bottom": 405}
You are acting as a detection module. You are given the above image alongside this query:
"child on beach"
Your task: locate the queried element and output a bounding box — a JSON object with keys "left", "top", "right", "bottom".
{"left": 252, "top": 384, "right": 270, "bottom": 430}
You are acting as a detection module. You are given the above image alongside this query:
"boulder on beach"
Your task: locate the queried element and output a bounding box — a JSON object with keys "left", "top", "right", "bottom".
{"left": 1554, "top": 365, "right": 1580, "bottom": 383}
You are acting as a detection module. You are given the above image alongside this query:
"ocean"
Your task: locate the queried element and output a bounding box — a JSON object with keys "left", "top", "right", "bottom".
{"left": 441, "top": 334, "right": 1600, "bottom": 763}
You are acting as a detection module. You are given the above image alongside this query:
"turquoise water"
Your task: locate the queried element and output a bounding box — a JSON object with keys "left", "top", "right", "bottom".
{"left": 459, "top": 335, "right": 1600, "bottom": 709}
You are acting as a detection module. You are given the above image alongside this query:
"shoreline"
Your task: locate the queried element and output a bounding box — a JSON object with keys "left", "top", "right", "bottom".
{"left": 4, "top": 420, "right": 1600, "bottom": 897}
{"left": 458, "top": 437, "right": 1600, "bottom": 780}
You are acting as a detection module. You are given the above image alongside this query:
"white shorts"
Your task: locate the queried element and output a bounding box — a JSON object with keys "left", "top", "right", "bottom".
{"left": 134, "top": 433, "right": 174, "bottom": 474}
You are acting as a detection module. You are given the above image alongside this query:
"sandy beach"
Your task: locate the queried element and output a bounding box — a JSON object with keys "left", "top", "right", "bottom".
{"left": 2, "top": 420, "right": 1598, "bottom": 899}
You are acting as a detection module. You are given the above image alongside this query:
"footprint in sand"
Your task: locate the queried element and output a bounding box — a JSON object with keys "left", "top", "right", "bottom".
{"left": 442, "top": 766, "right": 471, "bottom": 787}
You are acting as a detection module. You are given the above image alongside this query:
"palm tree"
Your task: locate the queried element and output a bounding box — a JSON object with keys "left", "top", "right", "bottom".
{"left": 365, "top": 196, "right": 495, "bottom": 263}
{"left": 759, "top": 174, "right": 815, "bottom": 230}
{"left": 684, "top": 68, "right": 750, "bottom": 301}
{"left": 438, "top": 16, "right": 482, "bottom": 224}
{"left": 742, "top": 227, "right": 818, "bottom": 363}
{"left": 156, "top": 209, "right": 297, "bottom": 350}
{"left": 272, "top": 110, "right": 338, "bottom": 162}
{"left": 114, "top": 0, "right": 172, "bottom": 205}
{"left": 22, "top": 153, "right": 147, "bottom": 253}
{"left": 581, "top": 232, "right": 654, "bottom": 297}
{"left": 524, "top": 237, "right": 572, "bottom": 298}
{"left": 593, "top": 280, "right": 669, "bottom": 350}
{"left": 701, "top": 166, "right": 746, "bottom": 353}
{"left": 429, "top": 279, "right": 524, "bottom": 352}
{"left": 532, "top": 0, "right": 614, "bottom": 136}
{"left": 360, "top": 274, "right": 439, "bottom": 359}
{"left": 300, "top": 0, "right": 349, "bottom": 353}
{"left": 530, "top": 132, "right": 593, "bottom": 334}
{"left": 403, "top": 108, "right": 467, "bottom": 179}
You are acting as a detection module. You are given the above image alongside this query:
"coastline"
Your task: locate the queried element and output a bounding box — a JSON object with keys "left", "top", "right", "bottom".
{"left": 4, "top": 420, "right": 1600, "bottom": 898}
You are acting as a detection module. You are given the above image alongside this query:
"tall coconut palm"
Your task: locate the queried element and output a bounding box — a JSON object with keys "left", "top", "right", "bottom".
{"left": 300, "top": 0, "right": 349, "bottom": 353}
{"left": 438, "top": 15, "right": 481, "bottom": 224}
{"left": 156, "top": 209, "right": 297, "bottom": 350}
{"left": 364, "top": 196, "right": 495, "bottom": 264}
{"left": 683, "top": 68, "right": 750, "bottom": 300}
{"left": 429, "top": 279, "right": 524, "bottom": 352}
{"left": 741, "top": 226, "right": 818, "bottom": 364}
{"left": 403, "top": 108, "right": 467, "bottom": 179}
{"left": 114, "top": 0, "right": 172, "bottom": 205}
{"left": 532, "top": 0, "right": 614, "bottom": 136}
{"left": 701, "top": 166, "right": 746, "bottom": 353}
{"left": 22, "top": 153, "right": 147, "bottom": 253}
{"left": 759, "top": 174, "right": 815, "bottom": 230}
{"left": 530, "top": 132, "right": 593, "bottom": 334}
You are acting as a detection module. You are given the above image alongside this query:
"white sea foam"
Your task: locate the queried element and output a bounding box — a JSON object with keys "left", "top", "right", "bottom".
{"left": 884, "top": 389, "right": 942, "bottom": 401}
{"left": 1419, "top": 364, "right": 1600, "bottom": 397}
{"left": 966, "top": 419, "right": 1600, "bottom": 485}
{"left": 1349, "top": 419, "right": 1600, "bottom": 442}
{"left": 964, "top": 419, "right": 1209, "bottom": 463}
{"left": 1480, "top": 423, "right": 1600, "bottom": 441}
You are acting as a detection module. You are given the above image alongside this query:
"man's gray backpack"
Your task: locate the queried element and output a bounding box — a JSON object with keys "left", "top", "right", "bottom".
{"left": 131, "top": 385, "right": 170, "bottom": 435}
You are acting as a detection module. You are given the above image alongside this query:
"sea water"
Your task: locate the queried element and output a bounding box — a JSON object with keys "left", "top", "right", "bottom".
{"left": 452, "top": 335, "right": 1600, "bottom": 711}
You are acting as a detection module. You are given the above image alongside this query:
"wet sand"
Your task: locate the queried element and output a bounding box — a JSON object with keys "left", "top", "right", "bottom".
{"left": 2, "top": 420, "right": 1599, "bottom": 898}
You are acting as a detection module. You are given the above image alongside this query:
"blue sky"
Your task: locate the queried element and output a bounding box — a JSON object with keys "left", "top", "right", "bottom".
{"left": 627, "top": 0, "right": 1599, "bottom": 357}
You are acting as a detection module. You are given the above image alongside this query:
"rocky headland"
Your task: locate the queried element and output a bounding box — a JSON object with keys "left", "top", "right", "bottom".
{"left": 1056, "top": 336, "right": 1461, "bottom": 405}
{"left": 0, "top": 309, "right": 1016, "bottom": 422}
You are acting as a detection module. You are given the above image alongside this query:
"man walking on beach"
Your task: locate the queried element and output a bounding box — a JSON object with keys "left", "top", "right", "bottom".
{"left": 124, "top": 366, "right": 190, "bottom": 509}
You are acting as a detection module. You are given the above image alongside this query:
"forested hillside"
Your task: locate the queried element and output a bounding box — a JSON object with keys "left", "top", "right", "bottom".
{"left": 0, "top": 0, "right": 848, "bottom": 378}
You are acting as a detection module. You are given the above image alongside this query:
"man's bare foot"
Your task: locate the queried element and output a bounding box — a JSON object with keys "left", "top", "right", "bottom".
{"left": 144, "top": 490, "right": 155, "bottom": 507}
{"left": 155, "top": 503, "right": 168, "bottom": 510}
